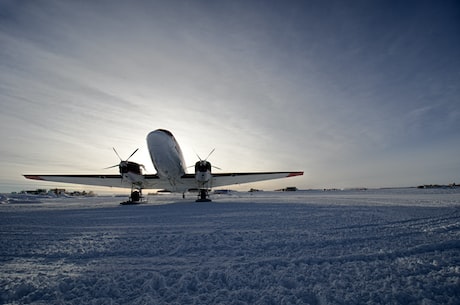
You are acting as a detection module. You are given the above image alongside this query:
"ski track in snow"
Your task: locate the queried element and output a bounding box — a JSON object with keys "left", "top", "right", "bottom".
{"left": 1, "top": 189, "right": 460, "bottom": 304}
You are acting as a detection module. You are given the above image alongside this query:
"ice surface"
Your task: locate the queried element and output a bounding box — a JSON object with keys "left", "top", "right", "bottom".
{"left": 1, "top": 188, "right": 459, "bottom": 304}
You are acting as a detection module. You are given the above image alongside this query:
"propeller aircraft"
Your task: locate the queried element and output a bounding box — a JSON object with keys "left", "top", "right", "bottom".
{"left": 24, "top": 129, "right": 303, "bottom": 204}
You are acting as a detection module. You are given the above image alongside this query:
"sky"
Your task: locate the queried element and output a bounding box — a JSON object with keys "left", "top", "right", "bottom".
{"left": 1, "top": 0, "right": 459, "bottom": 193}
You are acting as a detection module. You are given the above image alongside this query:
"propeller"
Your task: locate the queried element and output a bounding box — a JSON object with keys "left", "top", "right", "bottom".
{"left": 104, "top": 148, "right": 140, "bottom": 170}
{"left": 104, "top": 148, "right": 145, "bottom": 187}
{"left": 193, "top": 148, "right": 222, "bottom": 171}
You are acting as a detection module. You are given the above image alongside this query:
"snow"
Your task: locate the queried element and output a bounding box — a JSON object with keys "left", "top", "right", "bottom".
{"left": 1, "top": 188, "right": 460, "bottom": 304}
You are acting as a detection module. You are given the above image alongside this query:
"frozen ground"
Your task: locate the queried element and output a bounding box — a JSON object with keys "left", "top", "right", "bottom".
{"left": 1, "top": 188, "right": 459, "bottom": 304}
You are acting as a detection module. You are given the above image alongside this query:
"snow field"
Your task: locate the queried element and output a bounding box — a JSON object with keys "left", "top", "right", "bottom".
{"left": 1, "top": 189, "right": 460, "bottom": 304}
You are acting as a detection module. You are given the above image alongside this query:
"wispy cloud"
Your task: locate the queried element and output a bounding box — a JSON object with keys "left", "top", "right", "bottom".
{"left": 1, "top": 0, "right": 459, "bottom": 191}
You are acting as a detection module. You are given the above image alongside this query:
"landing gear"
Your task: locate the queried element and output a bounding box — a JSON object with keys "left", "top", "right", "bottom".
{"left": 120, "top": 188, "right": 144, "bottom": 205}
{"left": 130, "top": 190, "right": 141, "bottom": 202}
{"left": 196, "top": 189, "right": 211, "bottom": 202}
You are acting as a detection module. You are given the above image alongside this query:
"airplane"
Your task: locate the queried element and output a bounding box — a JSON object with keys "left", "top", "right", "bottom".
{"left": 24, "top": 129, "right": 303, "bottom": 204}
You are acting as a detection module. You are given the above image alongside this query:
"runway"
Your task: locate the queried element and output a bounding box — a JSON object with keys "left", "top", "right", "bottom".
{"left": 1, "top": 188, "right": 459, "bottom": 304}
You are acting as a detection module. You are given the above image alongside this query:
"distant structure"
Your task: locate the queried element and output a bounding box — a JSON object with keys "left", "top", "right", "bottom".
{"left": 417, "top": 183, "right": 457, "bottom": 189}
{"left": 275, "top": 187, "right": 298, "bottom": 192}
{"left": 20, "top": 189, "right": 95, "bottom": 197}
{"left": 213, "top": 189, "right": 235, "bottom": 194}
{"left": 23, "top": 189, "right": 48, "bottom": 195}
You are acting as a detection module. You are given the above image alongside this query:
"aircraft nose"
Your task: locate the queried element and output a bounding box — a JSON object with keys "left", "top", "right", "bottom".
{"left": 147, "top": 129, "right": 172, "bottom": 143}
{"left": 147, "top": 130, "right": 163, "bottom": 145}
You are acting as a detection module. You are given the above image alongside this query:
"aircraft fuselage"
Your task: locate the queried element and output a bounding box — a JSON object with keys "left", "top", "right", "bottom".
{"left": 147, "top": 129, "right": 187, "bottom": 190}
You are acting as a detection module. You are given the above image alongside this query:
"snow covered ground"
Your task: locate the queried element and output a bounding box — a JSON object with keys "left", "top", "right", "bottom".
{"left": 1, "top": 188, "right": 459, "bottom": 304}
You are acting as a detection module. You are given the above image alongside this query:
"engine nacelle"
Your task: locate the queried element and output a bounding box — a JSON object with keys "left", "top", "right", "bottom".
{"left": 119, "top": 161, "right": 143, "bottom": 175}
{"left": 195, "top": 160, "right": 212, "bottom": 183}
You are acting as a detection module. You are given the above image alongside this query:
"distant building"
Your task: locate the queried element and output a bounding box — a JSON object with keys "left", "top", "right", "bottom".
{"left": 51, "top": 188, "right": 66, "bottom": 195}
{"left": 417, "top": 183, "right": 457, "bottom": 189}
{"left": 275, "top": 187, "right": 298, "bottom": 192}
{"left": 23, "top": 189, "right": 47, "bottom": 195}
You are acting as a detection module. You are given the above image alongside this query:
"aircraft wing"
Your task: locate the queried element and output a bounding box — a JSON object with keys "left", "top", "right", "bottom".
{"left": 23, "top": 174, "right": 173, "bottom": 190}
{"left": 24, "top": 171, "right": 303, "bottom": 191}
{"left": 209, "top": 171, "right": 304, "bottom": 188}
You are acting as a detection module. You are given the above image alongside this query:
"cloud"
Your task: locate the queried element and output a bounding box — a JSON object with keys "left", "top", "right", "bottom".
{"left": 0, "top": 0, "right": 459, "bottom": 191}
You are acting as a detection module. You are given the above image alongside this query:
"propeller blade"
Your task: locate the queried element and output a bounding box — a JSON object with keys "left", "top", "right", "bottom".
{"left": 104, "top": 164, "right": 119, "bottom": 169}
{"left": 212, "top": 165, "right": 222, "bottom": 170}
{"left": 204, "top": 148, "right": 216, "bottom": 161}
{"left": 108, "top": 147, "right": 138, "bottom": 171}
{"left": 112, "top": 147, "right": 123, "bottom": 161}
{"left": 126, "top": 148, "right": 139, "bottom": 161}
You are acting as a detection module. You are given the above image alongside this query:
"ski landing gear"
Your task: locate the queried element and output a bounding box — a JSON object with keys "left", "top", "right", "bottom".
{"left": 196, "top": 189, "right": 211, "bottom": 202}
{"left": 120, "top": 188, "right": 145, "bottom": 205}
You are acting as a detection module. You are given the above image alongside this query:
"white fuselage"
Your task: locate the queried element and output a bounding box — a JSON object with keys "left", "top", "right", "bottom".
{"left": 147, "top": 129, "right": 187, "bottom": 189}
